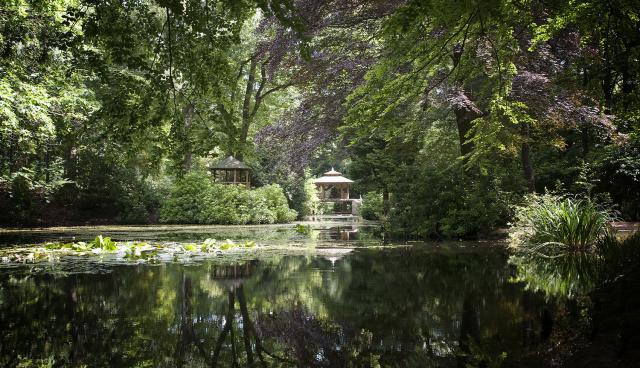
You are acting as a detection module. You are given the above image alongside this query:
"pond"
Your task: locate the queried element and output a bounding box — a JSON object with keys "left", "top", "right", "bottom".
{"left": 0, "top": 219, "right": 559, "bottom": 367}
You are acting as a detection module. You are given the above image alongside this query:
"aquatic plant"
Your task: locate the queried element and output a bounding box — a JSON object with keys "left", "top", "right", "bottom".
{"left": 219, "top": 239, "right": 256, "bottom": 250}
{"left": 92, "top": 235, "right": 117, "bottom": 251}
{"left": 0, "top": 235, "right": 263, "bottom": 265}
{"left": 294, "top": 224, "right": 311, "bottom": 234}
{"left": 123, "top": 242, "right": 155, "bottom": 260}
{"left": 510, "top": 194, "right": 614, "bottom": 258}
{"left": 42, "top": 235, "right": 118, "bottom": 253}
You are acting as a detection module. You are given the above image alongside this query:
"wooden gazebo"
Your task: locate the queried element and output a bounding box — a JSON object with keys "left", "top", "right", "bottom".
{"left": 314, "top": 168, "right": 353, "bottom": 200}
{"left": 210, "top": 156, "right": 251, "bottom": 188}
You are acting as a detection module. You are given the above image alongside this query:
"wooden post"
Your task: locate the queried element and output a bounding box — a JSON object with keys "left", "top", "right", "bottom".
{"left": 233, "top": 169, "right": 237, "bottom": 184}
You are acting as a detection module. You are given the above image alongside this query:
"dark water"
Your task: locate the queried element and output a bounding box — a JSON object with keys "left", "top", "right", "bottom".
{"left": 0, "top": 224, "right": 556, "bottom": 367}
{"left": 0, "top": 220, "right": 378, "bottom": 246}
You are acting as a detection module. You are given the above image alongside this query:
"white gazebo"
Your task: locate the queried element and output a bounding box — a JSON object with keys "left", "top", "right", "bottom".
{"left": 314, "top": 168, "right": 354, "bottom": 201}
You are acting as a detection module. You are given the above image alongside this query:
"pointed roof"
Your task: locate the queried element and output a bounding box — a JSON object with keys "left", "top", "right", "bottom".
{"left": 314, "top": 168, "right": 354, "bottom": 184}
{"left": 323, "top": 167, "right": 342, "bottom": 176}
{"left": 211, "top": 156, "right": 251, "bottom": 170}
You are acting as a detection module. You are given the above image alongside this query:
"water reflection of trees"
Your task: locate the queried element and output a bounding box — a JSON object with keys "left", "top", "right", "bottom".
{"left": 248, "top": 248, "right": 555, "bottom": 367}
{"left": 0, "top": 247, "right": 556, "bottom": 367}
{"left": 175, "top": 262, "right": 296, "bottom": 367}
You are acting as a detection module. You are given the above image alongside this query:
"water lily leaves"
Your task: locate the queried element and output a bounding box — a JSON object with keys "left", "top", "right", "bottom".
{"left": 91, "top": 235, "right": 117, "bottom": 251}
{"left": 183, "top": 244, "right": 198, "bottom": 251}
{"left": 0, "top": 235, "right": 266, "bottom": 266}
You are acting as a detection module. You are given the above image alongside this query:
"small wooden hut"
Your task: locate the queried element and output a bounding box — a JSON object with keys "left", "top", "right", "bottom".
{"left": 314, "top": 168, "right": 354, "bottom": 200}
{"left": 210, "top": 156, "right": 251, "bottom": 188}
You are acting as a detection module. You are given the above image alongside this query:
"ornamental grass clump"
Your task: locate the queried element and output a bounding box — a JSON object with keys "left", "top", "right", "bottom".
{"left": 510, "top": 194, "right": 614, "bottom": 258}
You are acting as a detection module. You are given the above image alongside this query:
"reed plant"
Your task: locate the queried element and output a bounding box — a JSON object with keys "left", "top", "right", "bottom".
{"left": 510, "top": 194, "right": 614, "bottom": 258}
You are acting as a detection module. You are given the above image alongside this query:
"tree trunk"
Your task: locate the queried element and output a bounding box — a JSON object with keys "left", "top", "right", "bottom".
{"left": 602, "top": 40, "right": 614, "bottom": 112}
{"left": 451, "top": 89, "right": 483, "bottom": 162}
{"left": 181, "top": 103, "right": 195, "bottom": 172}
{"left": 581, "top": 124, "right": 590, "bottom": 159}
{"left": 6, "top": 141, "right": 14, "bottom": 175}
{"left": 458, "top": 293, "right": 481, "bottom": 368}
{"left": 454, "top": 108, "right": 478, "bottom": 158}
{"left": 175, "top": 273, "right": 193, "bottom": 367}
{"left": 63, "top": 140, "right": 76, "bottom": 180}
{"left": 382, "top": 188, "right": 390, "bottom": 218}
{"left": 580, "top": 66, "right": 590, "bottom": 159}
{"left": 520, "top": 122, "right": 535, "bottom": 193}
{"left": 44, "top": 143, "right": 50, "bottom": 183}
{"left": 237, "top": 59, "right": 258, "bottom": 161}
{"left": 621, "top": 63, "right": 635, "bottom": 110}
{"left": 213, "top": 291, "right": 235, "bottom": 366}
{"left": 236, "top": 285, "right": 256, "bottom": 366}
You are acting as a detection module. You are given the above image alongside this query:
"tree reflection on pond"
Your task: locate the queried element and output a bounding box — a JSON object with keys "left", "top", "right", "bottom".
{"left": 0, "top": 245, "right": 558, "bottom": 367}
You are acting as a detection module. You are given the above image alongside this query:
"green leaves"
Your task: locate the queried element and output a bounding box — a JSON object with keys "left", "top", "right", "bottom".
{"left": 2, "top": 235, "right": 264, "bottom": 265}
{"left": 93, "top": 235, "right": 117, "bottom": 251}
{"left": 219, "top": 239, "right": 255, "bottom": 250}
{"left": 359, "top": 192, "right": 384, "bottom": 221}
{"left": 41, "top": 236, "right": 119, "bottom": 252}
{"left": 159, "top": 171, "right": 297, "bottom": 224}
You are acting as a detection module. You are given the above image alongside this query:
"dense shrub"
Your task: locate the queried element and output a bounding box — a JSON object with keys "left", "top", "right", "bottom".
{"left": 300, "top": 178, "right": 325, "bottom": 216}
{"left": 158, "top": 172, "right": 212, "bottom": 223}
{"left": 389, "top": 168, "right": 514, "bottom": 239}
{"left": 509, "top": 193, "right": 614, "bottom": 257}
{"left": 115, "top": 175, "right": 165, "bottom": 224}
{"left": 201, "top": 183, "right": 252, "bottom": 224}
{"left": 359, "top": 191, "right": 383, "bottom": 220}
{"left": 253, "top": 184, "right": 298, "bottom": 223}
{"left": 0, "top": 168, "right": 72, "bottom": 225}
{"left": 160, "top": 172, "right": 297, "bottom": 224}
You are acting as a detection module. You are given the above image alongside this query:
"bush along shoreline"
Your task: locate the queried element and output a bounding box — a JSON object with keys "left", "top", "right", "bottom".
{"left": 159, "top": 172, "right": 297, "bottom": 225}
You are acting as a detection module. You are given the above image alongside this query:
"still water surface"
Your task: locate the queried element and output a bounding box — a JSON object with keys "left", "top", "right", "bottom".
{"left": 0, "top": 220, "right": 555, "bottom": 367}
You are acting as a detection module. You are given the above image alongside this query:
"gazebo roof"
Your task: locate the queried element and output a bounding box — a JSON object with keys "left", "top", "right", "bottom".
{"left": 314, "top": 168, "right": 354, "bottom": 184}
{"left": 323, "top": 168, "right": 342, "bottom": 176}
{"left": 211, "top": 156, "right": 250, "bottom": 170}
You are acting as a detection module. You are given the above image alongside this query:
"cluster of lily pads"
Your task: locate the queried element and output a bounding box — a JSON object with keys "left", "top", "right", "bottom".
{"left": 0, "top": 235, "right": 257, "bottom": 264}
